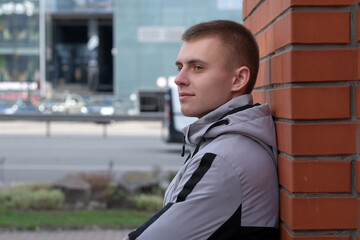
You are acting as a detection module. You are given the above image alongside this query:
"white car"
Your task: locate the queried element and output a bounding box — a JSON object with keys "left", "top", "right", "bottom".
{"left": 85, "top": 95, "right": 116, "bottom": 116}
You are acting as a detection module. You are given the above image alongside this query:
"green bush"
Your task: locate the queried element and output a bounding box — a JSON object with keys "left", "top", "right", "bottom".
{"left": 0, "top": 183, "right": 65, "bottom": 211}
{"left": 103, "top": 187, "right": 131, "bottom": 209}
{"left": 131, "top": 194, "right": 163, "bottom": 212}
{"left": 27, "top": 189, "right": 64, "bottom": 210}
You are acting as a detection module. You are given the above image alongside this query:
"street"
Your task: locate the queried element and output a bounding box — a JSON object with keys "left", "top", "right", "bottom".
{"left": 0, "top": 121, "right": 184, "bottom": 185}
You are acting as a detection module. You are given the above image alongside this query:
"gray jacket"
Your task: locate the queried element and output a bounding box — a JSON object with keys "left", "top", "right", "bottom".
{"left": 126, "top": 94, "right": 279, "bottom": 240}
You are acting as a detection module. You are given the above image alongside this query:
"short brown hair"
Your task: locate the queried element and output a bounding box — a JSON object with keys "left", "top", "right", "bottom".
{"left": 182, "top": 20, "right": 259, "bottom": 94}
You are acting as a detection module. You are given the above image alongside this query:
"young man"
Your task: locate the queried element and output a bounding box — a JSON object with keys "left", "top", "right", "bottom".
{"left": 125, "top": 20, "right": 279, "bottom": 240}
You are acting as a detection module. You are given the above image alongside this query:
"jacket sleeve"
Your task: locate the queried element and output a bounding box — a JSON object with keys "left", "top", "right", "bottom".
{"left": 125, "top": 153, "right": 245, "bottom": 240}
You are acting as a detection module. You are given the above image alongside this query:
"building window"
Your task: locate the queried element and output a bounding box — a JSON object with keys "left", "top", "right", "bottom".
{"left": 138, "top": 27, "right": 185, "bottom": 43}
{"left": 217, "top": 0, "right": 242, "bottom": 10}
{"left": 0, "top": 0, "right": 39, "bottom": 84}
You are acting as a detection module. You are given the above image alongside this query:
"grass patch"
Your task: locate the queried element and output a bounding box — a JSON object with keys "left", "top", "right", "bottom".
{"left": 0, "top": 183, "right": 64, "bottom": 211}
{"left": 0, "top": 206, "right": 151, "bottom": 230}
{"left": 131, "top": 194, "right": 163, "bottom": 212}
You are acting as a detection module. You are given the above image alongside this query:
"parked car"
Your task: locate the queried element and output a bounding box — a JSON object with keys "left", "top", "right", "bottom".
{"left": 0, "top": 99, "right": 16, "bottom": 114}
{"left": 12, "top": 98, "right": 40, "bottom": 114}
{"left": 38, "top": 94, "right": 88, "bottom": 114}
{"left": 85, "top": 95, "right": 115, "bottom": 115}
{"left": 162, "top": 79, "right": 197, "bottom": 143}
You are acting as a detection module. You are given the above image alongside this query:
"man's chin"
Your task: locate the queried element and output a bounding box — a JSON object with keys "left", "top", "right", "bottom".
{"left": 181, "top": 109, "right": 198, "bottom": 118}
{"left": 182, "top": 112, "right": 203, "bottom": 119}
{"left": 182, "top": 112, "right": 196, "bottom": 118}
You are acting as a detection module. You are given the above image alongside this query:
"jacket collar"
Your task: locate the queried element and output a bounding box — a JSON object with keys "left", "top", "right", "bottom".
{"left": 194, "top": 94, "right": 254, "bottom": 125}
{"left": 183, "top": 94, "right": 254, "bottom": 146}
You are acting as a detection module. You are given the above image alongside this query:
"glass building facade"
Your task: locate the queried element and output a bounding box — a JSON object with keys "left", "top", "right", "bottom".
{"left": 0, "top": 0, "right": 243, "bottom": 110}
{"left": 0, "top": 0, "right": 114, "bottom": 98}
{"left": 47, "top": 0, "right": 114, "bottom": 93}
{"left": 0, "top": 0, "right": 40, "bottom": 92}
{"left": 114, "top": 0, "right": 243, "bottom": 105}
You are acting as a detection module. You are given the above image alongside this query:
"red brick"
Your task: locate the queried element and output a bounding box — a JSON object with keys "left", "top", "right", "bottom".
{"left": 357, "top": 11, "right": 360, "bottom": 42}
{"left": 292, "top": 11, "right": 350, "bottom": 44}
{"left": 278, "top": 155, "right": 351, "bottom": 193}
{"left": 252, "top": 91, "right": 265, "bottom": 105}
{"left": 256, "top": 14, "right": 288, "bottom": 58}
{"left": 280, "top": 190, "right": 357, "bottom": 230}
{"left": 256, "top": 12, "right": 351, "bottom": 58}
{"left": 276, "top": 122, "right": 357, "bottom": 156}
{"left": 358, "top": 49, "right": 360, "bottom": 80}
{"left": 244, "top": 0, "right": 290, "bottom": 35}
{"left": 292, "top": 0, "right": 355, "bottom": 6}
{"left": 243, "top": 0, "right": 354, "bottom": 36}
{"left": 242, "top": 0, "right": 263, "bottom": 20}
{"left": 357, "top": 161, "right": 360, "bottom": 193}
{"left": 271, "top": 50, "right": 357, "bottom": 83}
{"left": 252, "top": 89, "right": 272, "bottom": 107}
{"left": 280, "top": 225, "right": 351, "bottom": 240}
{"left": 243, "top": 7, "right": 261, "bottom": 35}
{"left": 358, "top": 200, "right": 360, "bottom": 230}
{"left": 357, "top": 87, "right": 360, "bottom": 118}
{"left": 271, "top": 52, "right": 291, "bottom": 84}
{"left": 272, "top": 86, "right": 351, "bottom": 120}
{"left": 255, "top": 59, "right": 270, "bottom": 88}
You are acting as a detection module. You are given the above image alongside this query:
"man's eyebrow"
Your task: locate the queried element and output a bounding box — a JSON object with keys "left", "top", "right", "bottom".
{"left": 175, "top": 59, "right": 207, "bottom": 66}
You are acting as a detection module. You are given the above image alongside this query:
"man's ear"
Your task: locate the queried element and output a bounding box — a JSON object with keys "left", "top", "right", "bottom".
{"left": 231, "top": 66, "right": 250, "bottom": 93}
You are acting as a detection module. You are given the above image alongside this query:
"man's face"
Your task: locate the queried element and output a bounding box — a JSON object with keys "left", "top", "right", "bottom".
{"left": 175, "top": 37, "right": 236, "bottom": 118}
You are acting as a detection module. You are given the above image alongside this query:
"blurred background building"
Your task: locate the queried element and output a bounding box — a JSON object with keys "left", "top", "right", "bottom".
{"left": 0, "top": 0, "right": 40, "bottom": 102}
{"left": 0, "top": 0, "right": 243, "bottom": 112}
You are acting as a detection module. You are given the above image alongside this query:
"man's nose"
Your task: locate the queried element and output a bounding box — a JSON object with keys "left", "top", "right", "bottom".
{"left": 174, "top": 70, "right": 189, "bottom": 86}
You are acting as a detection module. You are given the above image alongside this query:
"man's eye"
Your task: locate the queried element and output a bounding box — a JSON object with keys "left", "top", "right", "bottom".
{"left": 194, "top": 66, "right": 203, "bottom": 71}
{"left": 176, "top": 66, "right": 182, "bottom": 72}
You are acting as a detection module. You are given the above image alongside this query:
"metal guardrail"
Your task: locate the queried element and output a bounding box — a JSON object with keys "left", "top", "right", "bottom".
{"left": 0, "top": 112, "right": 164, "bottom": 122}
{"left": 0, "top": 112, "right": 164, "bottom": 138}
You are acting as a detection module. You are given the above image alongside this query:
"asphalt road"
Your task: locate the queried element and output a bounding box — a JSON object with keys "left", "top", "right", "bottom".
{"left": 0, "top": 121, "right": 184, "bottom": 185}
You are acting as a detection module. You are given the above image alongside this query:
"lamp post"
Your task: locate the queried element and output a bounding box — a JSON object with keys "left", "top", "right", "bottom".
{"left": 39, "top": 0, "right": 46, "bottom": 97}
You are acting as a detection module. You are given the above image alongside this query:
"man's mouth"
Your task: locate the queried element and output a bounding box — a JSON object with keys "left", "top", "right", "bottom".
{"left": 179, "top": 92, "right": 194, "bottom": 101}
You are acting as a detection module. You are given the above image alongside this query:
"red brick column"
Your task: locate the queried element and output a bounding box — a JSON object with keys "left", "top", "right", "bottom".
{"left": 243, "top": 0, "right": 360, "bottom": 239}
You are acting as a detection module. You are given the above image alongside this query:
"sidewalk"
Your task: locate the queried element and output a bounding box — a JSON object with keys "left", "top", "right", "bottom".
{"left": 0, "top": 229, "right": 131, "bottom": 240}
{"left": 0, "top": 120, "right": 163, "bottom": 136}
